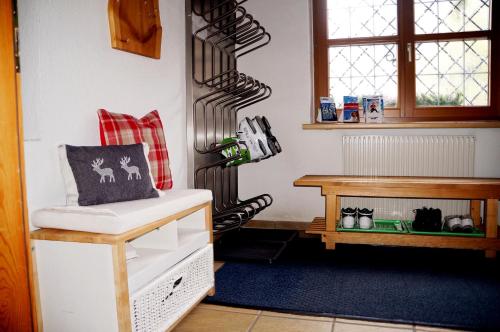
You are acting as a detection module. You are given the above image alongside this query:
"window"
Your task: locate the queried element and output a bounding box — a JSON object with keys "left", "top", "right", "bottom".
{"left": 312, "top": 0, "right": 499, "bottom": 121}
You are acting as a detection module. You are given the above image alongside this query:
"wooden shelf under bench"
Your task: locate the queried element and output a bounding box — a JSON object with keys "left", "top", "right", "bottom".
{"left": 294, "top": 175, "right": 500, "bottom": 257}
{"left": 308, "top": 217, "right": 500, "bottom": 251}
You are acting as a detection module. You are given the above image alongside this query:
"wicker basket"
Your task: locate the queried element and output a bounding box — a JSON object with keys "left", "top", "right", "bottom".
{"left": 130, "top": 244, "right": 214, "bottom": 332}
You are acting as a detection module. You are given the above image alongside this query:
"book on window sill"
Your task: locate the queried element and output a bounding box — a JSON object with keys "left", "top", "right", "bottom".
{"left": 318, "top": 97, "right": 338, "bottom": 122}
{"left": 362, "top": 95, "right": 384, "bottom": 123}
{"left": 343, "top": 96, "right": 360, "bottom": 123}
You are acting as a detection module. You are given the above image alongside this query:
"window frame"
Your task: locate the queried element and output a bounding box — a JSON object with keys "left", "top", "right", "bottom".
{"left": 312, "top": 0, "right": 500, "bottom": 122}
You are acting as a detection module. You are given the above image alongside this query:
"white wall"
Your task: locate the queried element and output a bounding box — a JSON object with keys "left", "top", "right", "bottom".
{"left": 18, "top": 0, "right": 188, "bottom": 216}
{"left": 17, "top": 0, "right": 500, "bottom": 224}
{"left": 238, "top": 0, "right": 500, "bottom": 222}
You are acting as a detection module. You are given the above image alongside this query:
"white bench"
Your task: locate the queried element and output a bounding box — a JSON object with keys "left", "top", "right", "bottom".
{"left": 31, "top": 189, "right": 214, "bottom": 332}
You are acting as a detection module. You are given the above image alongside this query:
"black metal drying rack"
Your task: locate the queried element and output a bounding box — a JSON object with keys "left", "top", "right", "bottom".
{"left": 188, "top": 0, "right": 273, "bottom": 234}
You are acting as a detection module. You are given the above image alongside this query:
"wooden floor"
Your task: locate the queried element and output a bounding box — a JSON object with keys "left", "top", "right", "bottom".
{"left": 173, "top": 262, "right": 468, "bottom": 332}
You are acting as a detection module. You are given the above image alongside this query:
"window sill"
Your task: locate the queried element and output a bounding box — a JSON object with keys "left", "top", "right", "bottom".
{"left": 302, "top": 120, "right": 500, "bottom": 130}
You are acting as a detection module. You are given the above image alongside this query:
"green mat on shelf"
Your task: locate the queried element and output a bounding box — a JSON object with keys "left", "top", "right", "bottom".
{"left": 337, "top": 219, "right": 486, "bottom": 237}
{"left": 337, "top": 219, "right": 406, "bottom": 234}
{"left": 403, "top": 220, "right": 485, "bottom": 237}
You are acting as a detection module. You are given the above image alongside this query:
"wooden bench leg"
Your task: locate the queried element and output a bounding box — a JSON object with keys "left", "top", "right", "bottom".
{"left": 323, "top": 235, "right": 336, "bottom": 249}
{"left": 325, "top": 194, "right": 337, "bottom": 232}
{"left": 470, "top": 200, "right": 481, "bottom": 228}
{"left": 336, "top": 196, "right": 341, "bottom": 224}
{"left": 112, "top": 243, "right": 132, "bottom": 332}
{"left": 325, "top": 241, "right": 336, "bottom": 250}
{"left": 325, "top": 194, "right": 337, "bottom": 250}
{"left": 485, "top": 199, "right": 498, "bottom": 258}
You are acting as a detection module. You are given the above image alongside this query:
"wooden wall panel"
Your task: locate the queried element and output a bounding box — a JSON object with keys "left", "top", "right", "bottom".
{"left": 108, "top": 0, "right": 162, "bottom": 59}
{"left": 0, "top": 1, "right": 33, "bottom": 331}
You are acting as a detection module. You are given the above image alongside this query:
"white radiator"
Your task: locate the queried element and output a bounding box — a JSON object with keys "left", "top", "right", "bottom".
{"left": 342, "top": 135, "right": 475, "bottom": 220}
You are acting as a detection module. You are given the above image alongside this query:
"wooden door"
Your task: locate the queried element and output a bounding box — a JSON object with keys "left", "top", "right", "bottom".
{"left": 0, "top": 1, "right": 34, "bottom": 331}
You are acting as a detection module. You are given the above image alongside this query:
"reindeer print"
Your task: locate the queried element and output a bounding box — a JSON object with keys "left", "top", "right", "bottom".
{"left": 91, "top": 158, "right": 115, "bottom": 183}
{"left": 120, "top": 156, "right": 141, "bottom": 180}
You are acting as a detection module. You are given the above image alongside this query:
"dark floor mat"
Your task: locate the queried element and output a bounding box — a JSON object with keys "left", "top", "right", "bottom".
{"left": 214, "top": 229, "right": 297, "bottom": 263}
{"left": 206, "top": 237, "right": 500, "bottom": 331}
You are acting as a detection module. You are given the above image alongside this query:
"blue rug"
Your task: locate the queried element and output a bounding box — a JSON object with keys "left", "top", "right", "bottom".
{"left": 206, "top": 238, "right": 500, "bottom": 331}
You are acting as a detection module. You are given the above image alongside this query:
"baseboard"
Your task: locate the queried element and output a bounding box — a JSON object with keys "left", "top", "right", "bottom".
{"left": 214, "top": 220, "right": 319, "bottom": 239}
{"left": 243, "top": 220, "right": 310, "bottom": 231}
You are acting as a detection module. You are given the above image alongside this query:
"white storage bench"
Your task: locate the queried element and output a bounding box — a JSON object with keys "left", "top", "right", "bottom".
{"left": 31, "top": 189, "right": 214, "bottom": 332}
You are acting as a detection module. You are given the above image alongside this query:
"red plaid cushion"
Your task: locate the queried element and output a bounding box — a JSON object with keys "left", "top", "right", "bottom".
{"left": 97, "top": 109, "right": 173, "bottom": 190}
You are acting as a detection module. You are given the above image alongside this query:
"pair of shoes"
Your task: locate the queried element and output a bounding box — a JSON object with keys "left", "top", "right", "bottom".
{"left": 238, "top": 116, "right": 282, "bottom": 162}
{"left": 413, "top": 207, "right": 442, "bottom": 232}
{"left": 219, "top": 116, "right": 282, "bottom": 166}
{"left": 444, "top": 215, "right": 474, "bottom": 233}
{"left": 341, "top": 207, "right": 374, "bottom": 229}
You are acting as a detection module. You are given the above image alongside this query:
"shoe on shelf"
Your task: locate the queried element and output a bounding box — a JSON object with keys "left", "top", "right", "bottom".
{"left": 428, "top": 208, "right": 442, "bottom": 231}
{"left": 341, "top": 207, "right": 356, "bottom": 229}
{"left": 444, "top": 215, "right": 463, "bottom": 232}
{"left": 461, "top": 215, "right": 474, "bottom": 233}
{"left": 358, "top": 208, "right": 374, "bottom": 229}
{"left": 414, "top": 207, "right": 442, "bottom": 232}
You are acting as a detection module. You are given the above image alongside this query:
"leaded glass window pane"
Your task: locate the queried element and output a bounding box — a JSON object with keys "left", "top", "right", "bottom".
{"left": 328, "top": 44, "right": 398, "bottom": 107}
{"left": 414, "top": 0, "right": 491, "bottom": 35}
{"left": 327, "top": 0, "right": 398, "bottom": 39}
{"left": 415, "top": 39, "right": 489, "bottom": 106}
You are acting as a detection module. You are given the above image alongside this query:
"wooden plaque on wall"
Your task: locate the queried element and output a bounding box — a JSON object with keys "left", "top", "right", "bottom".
{"left": 108, "top": 0, "right": 162, "bottom": 59}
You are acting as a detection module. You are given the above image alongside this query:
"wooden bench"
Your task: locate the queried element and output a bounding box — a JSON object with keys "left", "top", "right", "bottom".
{"left": 294, "top": 175, "right": 500, "bottom": 258}
{"left": 31, "top": 200, "right": 214, "bottom": 332}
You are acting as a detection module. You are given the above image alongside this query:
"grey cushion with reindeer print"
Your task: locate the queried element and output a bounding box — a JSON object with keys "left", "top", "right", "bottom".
{"left": 59, "top": 143, "right": 160, "bottom": 206}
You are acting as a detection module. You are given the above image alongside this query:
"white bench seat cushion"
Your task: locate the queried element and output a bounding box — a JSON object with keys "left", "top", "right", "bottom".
{"left": 32, "top": 189, "right": 212, "bottom": 234}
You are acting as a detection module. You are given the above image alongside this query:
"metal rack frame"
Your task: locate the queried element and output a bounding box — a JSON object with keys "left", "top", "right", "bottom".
{"left": 186, "top": 0, "right": 272, "bottom": 234}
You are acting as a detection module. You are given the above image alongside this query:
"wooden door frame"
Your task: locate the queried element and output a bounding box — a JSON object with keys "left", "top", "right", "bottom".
{"left": 0, "top": 1, "right": 36, "bottom": 330}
